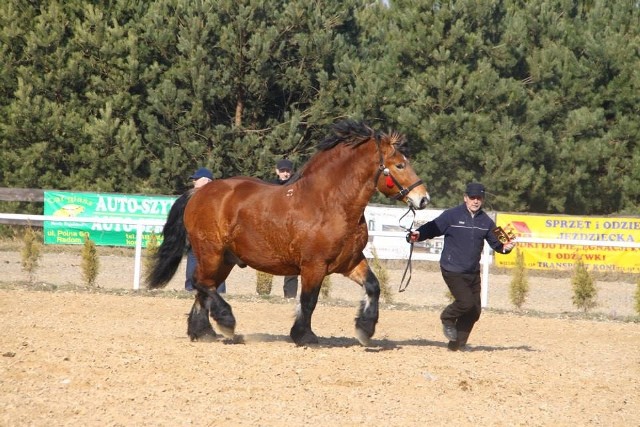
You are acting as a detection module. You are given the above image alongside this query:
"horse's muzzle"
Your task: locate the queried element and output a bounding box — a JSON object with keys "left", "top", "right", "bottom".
{"left": 412, "top": 194, "right": 430, "bottom": 210}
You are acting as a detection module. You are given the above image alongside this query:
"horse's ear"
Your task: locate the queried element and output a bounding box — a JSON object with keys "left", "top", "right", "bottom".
{"left": 384, "top": 134, "right": 399, "bottom": 155}
{"left": 389, "top": 131, "right": 409, "bottom": 156}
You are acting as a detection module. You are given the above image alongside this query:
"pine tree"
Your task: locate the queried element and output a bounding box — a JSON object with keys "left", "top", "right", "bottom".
{"left": 370, "top": 246, "right": 392, "bottom": 304}
{"left": 81, "top": 236, "right": 100, "bottom": 287}
{"left": 509, "top": 248, "right": 529, "bottom": 309}
{"left": 21, "top": 226, "right": 42, "bottom": 283}
{"left": 1, "top": 0, "right": 639, "bottom": 215}
{"left": 320, "top": 275, "right": 332, "bottom": 299}
{"left": 139, "top": 0, "right": 362, "bottom": 192}
{"left": 144, "top": 232, "right": 159, "bottom": 279}
{"left": 571, "top": 255, "right": 597, "bottom": 312}
{"left": 255, "top": 271, "right": 273, "bottom": 296}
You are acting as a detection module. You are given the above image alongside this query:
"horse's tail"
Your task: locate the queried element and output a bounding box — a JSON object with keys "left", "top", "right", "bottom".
{"left": 146, "top": 191, "right": 192, "bottom": 289}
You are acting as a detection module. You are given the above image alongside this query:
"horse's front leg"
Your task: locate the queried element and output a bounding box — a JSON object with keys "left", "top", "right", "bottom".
{"left": 347, "top": 258, "right": 380, "bottom": 346}
{"left": 290, "top": 274, "right": 322, "bottom": 345}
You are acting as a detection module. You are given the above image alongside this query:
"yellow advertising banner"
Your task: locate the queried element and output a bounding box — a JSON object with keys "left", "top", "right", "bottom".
{"left": 495, "top": 213, "right": 640, "bottom": 273}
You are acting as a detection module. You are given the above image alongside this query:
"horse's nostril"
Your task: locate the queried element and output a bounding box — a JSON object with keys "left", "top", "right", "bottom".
{"left": 420, "top": 196, "right": 430, "bottom": 208}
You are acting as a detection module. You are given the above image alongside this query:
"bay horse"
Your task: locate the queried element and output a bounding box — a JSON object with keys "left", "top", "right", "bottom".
{"left": 147, "top": 120, "right": 430, "bottom": 346}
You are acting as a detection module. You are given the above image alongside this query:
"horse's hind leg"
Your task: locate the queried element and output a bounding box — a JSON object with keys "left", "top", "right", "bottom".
{"left": 348, "top": 260, "right": 380, "bottom": 346}
{"left": 187, "top": 252, "right": 236, "bottom": 339}
{"left": 187, "top": 287, "right": 236, "bottom": 340}
{"left": 205, "top": 290, "right": 236, "bottom": 338}
{"left": 187, "top": 290, "right": 217, "bottom": 341}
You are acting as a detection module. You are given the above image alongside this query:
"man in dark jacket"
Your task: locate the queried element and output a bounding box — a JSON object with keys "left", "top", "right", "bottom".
{"left": 184, "top": 167, "right": 227, "bottom": 293}
{"left": 272, "top": 159, "right": 299, "bottom": 298}
{"left": 409, "top": 183, "right": 516, "bottom": 351}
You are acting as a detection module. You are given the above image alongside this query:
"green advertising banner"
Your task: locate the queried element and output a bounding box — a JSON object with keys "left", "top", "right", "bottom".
{"left": 43, "top": 191, "right": 177, "bottom": 247}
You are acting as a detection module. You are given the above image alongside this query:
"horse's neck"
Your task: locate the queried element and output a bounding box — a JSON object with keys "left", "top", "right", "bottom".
{"left": 301, "top": 144, "right": 377, "bottom": 214}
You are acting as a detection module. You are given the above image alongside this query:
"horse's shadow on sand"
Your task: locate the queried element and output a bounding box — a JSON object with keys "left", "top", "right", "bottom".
{"left": 215, "top": 333, "right": 536, "bottom": 353}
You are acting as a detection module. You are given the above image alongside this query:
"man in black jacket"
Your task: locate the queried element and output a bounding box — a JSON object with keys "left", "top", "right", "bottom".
{"left": 272, "top": 159, "right": 299, "bottom": 298}
{"left": 409, "top": 183, "right": 516, "bottom": 351}
{"left": 185, "top": 167, "right": 227, "bottom": 293}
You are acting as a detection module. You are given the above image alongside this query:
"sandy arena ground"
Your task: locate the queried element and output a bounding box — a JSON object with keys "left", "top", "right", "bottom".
{"left": 1, "top": 250, "right": 639, "bottom": 426}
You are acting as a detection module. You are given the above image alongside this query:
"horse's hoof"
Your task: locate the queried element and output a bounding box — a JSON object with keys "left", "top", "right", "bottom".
{"left": 355, "top": 316, "right": 376, "bottom": 346}
{"left": 188, "top": 323, "right": 217, "bottom": 341}
{"left": 217, "top": 324, "right": 236, "bottom": 339}
{"left": 355, "top": 328, "right": 372, "bottom": 347}
{"left": 197, "top": 333, "right": 219, "bottom": 343}
{"left": 294, "top": 331, "right": 319, "bottom": 346}
{"left": 223, "top": 334, "right": 245, "bottom": 344}
{"left": 189, "top": 330, "right": 218, "bottom": 342}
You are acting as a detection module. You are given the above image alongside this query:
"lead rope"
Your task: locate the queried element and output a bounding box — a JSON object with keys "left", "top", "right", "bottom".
{"left": 397, "top": 207, "right": 416, "bottom": 292}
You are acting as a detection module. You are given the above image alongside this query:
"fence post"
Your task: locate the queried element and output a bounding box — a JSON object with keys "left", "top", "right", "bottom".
{"left": 481, "top": 242, "right": 491, "bottom": 307}
{"left": 133, "top": 223, "right": 144, "bottom": 290}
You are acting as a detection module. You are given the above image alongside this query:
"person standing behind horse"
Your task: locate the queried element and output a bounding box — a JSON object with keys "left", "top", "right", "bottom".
{"left": 184, "top": 167, "right": 226, "bottom": 293}
{"left": 408, "top": 183, "right": 515, "bottom": 351}
{"left": 271, "top": 159, "right": 299, "bottom": 299}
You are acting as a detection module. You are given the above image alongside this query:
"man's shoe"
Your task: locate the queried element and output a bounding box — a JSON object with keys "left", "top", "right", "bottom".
{"left": 442, "top": 324, "right": 458, "bottom": 341}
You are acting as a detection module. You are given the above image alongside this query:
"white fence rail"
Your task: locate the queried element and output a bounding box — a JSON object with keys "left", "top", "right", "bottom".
{"left": 0, "top": 213, "right": 164, "bottom": 290}
{"left": 2, "top": 213, "right": 639, "bottom": 308}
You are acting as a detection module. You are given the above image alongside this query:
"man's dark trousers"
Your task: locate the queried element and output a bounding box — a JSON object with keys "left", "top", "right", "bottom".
{"left": 440, "top": 268, "right": 482, "bottom": 346}
{"left": 283, "top": 275, "right": 298, "bottom": 298}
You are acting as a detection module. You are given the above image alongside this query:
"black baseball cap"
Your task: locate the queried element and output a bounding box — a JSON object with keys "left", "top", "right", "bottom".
{"left": 189, "top": 167, "right": 213, "bottom": 180}
{"left": 465, "top": 182, "right": 485, "bottom": 197}
{"left": 276, "top": 159, "right": 294, "bottom": 170}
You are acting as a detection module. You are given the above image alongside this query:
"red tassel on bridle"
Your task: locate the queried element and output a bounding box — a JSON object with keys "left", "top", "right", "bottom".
{"left": 385, "top": 175, "right": 395, "bottom": 188}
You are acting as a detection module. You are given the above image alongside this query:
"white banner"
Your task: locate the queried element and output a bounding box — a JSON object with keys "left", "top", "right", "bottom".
{"left": 363, "top": 204, "right": 444, "bottom": 261}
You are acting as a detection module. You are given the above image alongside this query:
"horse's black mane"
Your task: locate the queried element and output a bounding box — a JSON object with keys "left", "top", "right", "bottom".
{"left": 317, "top": 119, "right": 409, "bottom": 156}
{"left": 318, "top": 120, "right": 374, "bottom": 151}
{"left": 282, "top": 120, "right": 410, "bottom": 185}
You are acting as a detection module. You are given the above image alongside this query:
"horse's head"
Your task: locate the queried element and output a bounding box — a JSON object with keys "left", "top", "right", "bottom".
{"left": 374, "top": 131, "right": 430, "bottom": 210}
{"left": 314, "top": 120, "right": 430, "bottom": 209}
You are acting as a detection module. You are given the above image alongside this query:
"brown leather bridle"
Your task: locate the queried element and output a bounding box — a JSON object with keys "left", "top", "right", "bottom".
{"left": 373, "top": 134, "right": 424, "bottom": 201}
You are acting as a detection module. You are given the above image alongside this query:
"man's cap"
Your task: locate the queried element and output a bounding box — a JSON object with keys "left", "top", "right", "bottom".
{"left": 189, "top": 167, "right": 213, "bottom": 180}
{"left": 276, "top": 159, "right": 294, "bottom": 170}
{"left": 465, "top": 182, "right": 485, "bottom": 197}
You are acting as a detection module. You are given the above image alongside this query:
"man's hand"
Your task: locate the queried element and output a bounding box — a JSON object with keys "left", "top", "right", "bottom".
{"left": 503, "top": 241, "right": 517, "bottom": 252}
{"left": 407, "top": 230, "right": 420, "bottom": 243}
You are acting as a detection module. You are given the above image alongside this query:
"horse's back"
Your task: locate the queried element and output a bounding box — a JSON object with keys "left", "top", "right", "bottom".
{"left": 183, "top": 176, "right": 302, "bottom": 273}
{"left": 184, "top": 176, "right": 291, "bottom": 232}
{"left": 192, "top": 176, "right": 283, "bottom": 207}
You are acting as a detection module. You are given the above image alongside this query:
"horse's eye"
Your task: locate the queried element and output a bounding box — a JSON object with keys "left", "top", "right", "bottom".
{"left": 396, "top": 163, "right": 405, "bottom": 170}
